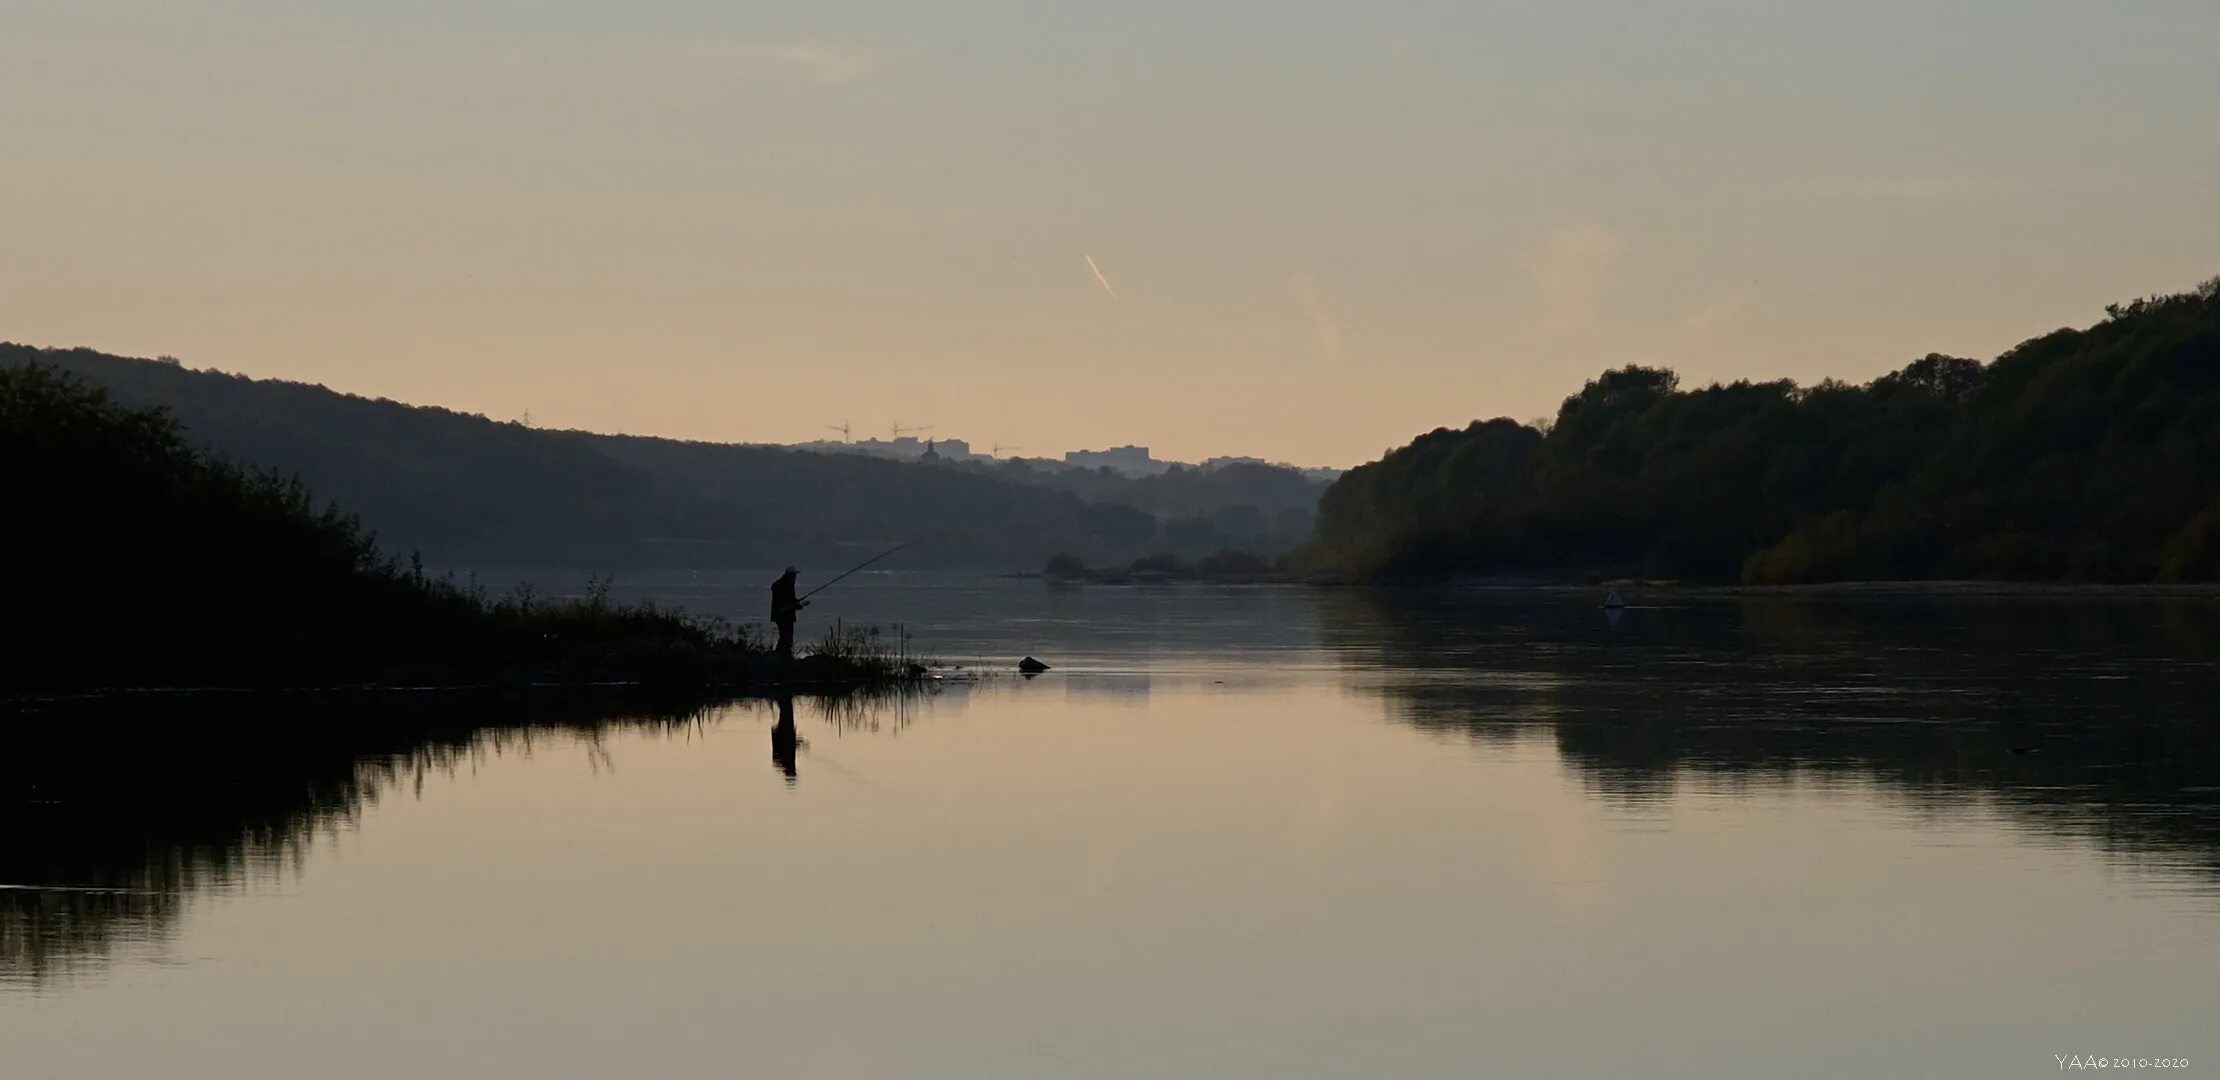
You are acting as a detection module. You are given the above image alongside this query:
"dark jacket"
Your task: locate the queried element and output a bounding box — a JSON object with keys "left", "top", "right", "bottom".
{"left": 771, "top": 573, "right": 800, "bottom": 623}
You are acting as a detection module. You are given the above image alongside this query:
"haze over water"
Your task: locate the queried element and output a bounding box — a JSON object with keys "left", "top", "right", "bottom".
{"left": 6, "top": 582, "right": 2217, "bottom": 1078}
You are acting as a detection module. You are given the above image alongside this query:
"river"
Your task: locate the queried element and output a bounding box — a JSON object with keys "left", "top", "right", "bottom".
{"left": 4, "top": 578, "right": 2215, "bottom": 1078}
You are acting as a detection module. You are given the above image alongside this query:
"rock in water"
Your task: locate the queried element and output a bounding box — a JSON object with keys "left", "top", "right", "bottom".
{"left": 1017, "top": 656, "right": 1051, "bottom": 674}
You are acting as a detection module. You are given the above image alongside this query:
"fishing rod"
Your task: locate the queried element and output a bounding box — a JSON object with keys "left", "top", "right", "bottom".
{"left": 798, "top": 539, "right": 917, "bottom": 603}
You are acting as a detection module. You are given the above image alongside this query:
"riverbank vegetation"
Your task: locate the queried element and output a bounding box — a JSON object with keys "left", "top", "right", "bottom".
{"left": 1, "top": 365, "right": 912, "bottom": 695}
{"left": 1305, "top": 276, "right": 2220, "bottom": 584}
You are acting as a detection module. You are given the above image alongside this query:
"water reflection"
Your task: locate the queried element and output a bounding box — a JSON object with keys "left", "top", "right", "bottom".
{"left": 767, "top": 687, "right": 943, "bottom": 786}
{"left": 1322, "top": 590, "right": 2220, "bottom": 876}
{"left": 1065, "top": 672, "right": 1152, "bottom": 704}
{"left": 770, "top": 695, "right": 799, "bottom": 785}
{"left": 0, "top": 692, "right": 727, "bottom": 984}
{"left": 7, "top": 589, "right": 2218, "bottom": 993}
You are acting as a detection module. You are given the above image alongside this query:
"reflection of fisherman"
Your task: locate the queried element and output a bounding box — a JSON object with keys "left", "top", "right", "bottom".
{"left": 770, "top": 693, "right": 799, "bottom": 785}
{"left": 770, "top": 566, "right": 808, "bottom": 663}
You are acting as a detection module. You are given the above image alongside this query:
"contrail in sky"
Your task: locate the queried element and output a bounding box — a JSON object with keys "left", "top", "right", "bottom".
{"left": 1084, "top": 254, "right": 1118, "bottom": 300}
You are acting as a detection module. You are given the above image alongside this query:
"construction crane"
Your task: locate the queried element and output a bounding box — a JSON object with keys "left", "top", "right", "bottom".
{"left": 825, "top": 421, "right": 852, "bottom": 443}
{"left": 991, "top": 443, "right": 1021, "bottom": 456}
{"left": 891, "top": 421, "right": 934, "bottom": 438}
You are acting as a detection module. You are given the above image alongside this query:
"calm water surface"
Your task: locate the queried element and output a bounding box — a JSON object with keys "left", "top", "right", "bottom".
{"left": 5, "top": 581, "right": 2218, "bottom": 1078}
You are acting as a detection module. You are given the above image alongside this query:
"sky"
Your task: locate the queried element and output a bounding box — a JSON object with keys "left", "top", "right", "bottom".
{"left": 5, "top": 2, "right": 2218, "bottom": 467}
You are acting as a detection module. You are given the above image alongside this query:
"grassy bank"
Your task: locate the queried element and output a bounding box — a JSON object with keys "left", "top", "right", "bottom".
{"left": 1, "top": 363, "right": 918, "bottom": 696}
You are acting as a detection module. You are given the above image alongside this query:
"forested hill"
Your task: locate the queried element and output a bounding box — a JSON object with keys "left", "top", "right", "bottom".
{"left": 0, "top": 345, "right": 1276, "bottom": 571}
{"left": 1308, "top": 276, "right": 2220, "bottom": 584}
{"left": 956, "top": 458, "right": 1328, "bottom": 556}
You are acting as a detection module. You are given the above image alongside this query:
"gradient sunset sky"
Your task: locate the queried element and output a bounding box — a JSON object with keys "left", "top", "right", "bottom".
{"left": 7, "top": 2, "right": 2217, "bottom": 466}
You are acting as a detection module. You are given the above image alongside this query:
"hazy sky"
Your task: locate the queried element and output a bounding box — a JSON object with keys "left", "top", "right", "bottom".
{"left": 6, "top": 2, "right": 2217, "bottom": 466}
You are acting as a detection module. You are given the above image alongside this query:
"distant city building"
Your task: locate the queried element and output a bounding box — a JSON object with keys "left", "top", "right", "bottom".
{"left": 794, "top": 435, "right": 978, "bottom": 463}
{"left": 1063, "top": 445, "right": 1168, "bottom": 477}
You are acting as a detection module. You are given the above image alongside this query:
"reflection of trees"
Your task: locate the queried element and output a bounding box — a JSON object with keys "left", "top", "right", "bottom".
{"left": 0, "top": 693, "right": 720, "bottom": 984}
{"left": 1319, "top": 590, "right": 2220, "bottom": 873}
{"left": 2, "top": 686, "right": 934, "bottom": 984}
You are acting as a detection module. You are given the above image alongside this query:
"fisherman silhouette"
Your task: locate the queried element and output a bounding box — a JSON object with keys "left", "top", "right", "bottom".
{"left": 771, "top": 566, "right": 808, "bottom": 665}
{"left": 770, "top": 693, "right": 799, "bottom": 785}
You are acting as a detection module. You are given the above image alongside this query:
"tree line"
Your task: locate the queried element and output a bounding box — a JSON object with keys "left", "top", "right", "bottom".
{"left": 1306, "top": 276, "right": 2220, "bottom": 583}
{"left": 959, "top": 457, "right": 1326, "bottom": 558}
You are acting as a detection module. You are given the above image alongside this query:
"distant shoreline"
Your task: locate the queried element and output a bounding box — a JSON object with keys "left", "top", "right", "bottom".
{"left": 1679, "top": 580, "right": 2220, "bottom": 598}
{"left": 1023, "top": 570, "right": 2220, "bottom": 598}
{"left": 1426, "top": 578, "right": 2220, "bottom": 599}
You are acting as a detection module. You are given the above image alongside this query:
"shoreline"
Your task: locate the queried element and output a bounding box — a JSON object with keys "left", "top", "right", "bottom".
{"left": 1, "top": 672, "right": 953, "bottom": 712}
{"left": 1603, "top": 579, "right": 2220, "bottom": 599}
{"left": 1030, "top": 571, "right": 2220, "bottom": 598}
{"left": 1, "top": 648, "right": 937, "bottom": 707}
